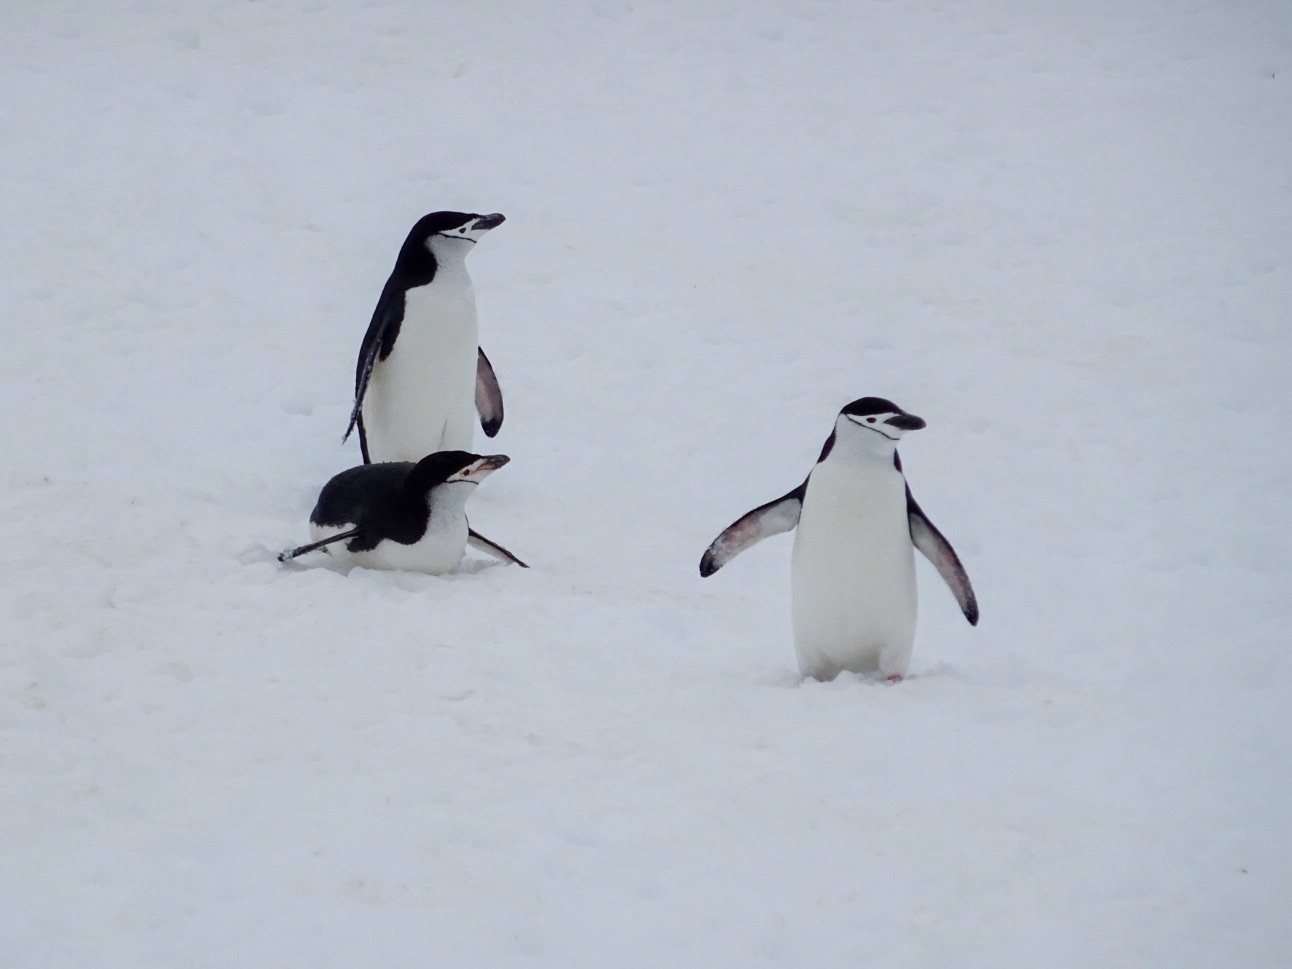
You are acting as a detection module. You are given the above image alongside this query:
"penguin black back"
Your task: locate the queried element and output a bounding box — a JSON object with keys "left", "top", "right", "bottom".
{"left": 311, "top": 462, "right": 425, "bottom": 547}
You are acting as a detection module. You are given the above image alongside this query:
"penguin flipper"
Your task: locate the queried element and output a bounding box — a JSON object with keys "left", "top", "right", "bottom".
{"left": 699, "top": 483, "right": 805, "bottom": 577}
{"left": 344, "top": 291, "right": 404, "bottom": 446}
{"left": 475, "top": 348, "right": 504, "bottom": 438}
{"left": 277, "top": 527, "right": 363, "bottom": 563}
{"left": 906, "top": 487, "right": 979, "bottom": 625}
{"left": 468, "top": 528, "right": 528, "bottom": 568}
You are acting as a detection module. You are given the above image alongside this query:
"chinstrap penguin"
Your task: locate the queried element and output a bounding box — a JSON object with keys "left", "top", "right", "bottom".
{"left": 344, "top": 211, "right": 507, "bottom": 464}
{"left": 279, "top": 450, "right": 527, "bottom": 573}
{"left": 699, "top": 397, "right": 977, "bottom": 681}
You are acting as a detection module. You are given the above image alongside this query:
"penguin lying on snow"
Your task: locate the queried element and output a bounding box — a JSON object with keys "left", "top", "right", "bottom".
{"left": 700, "top": 398, "right": 977, "bottom": 681}
{"left": 344, "top": 211, "right": 507, "bottom": 464}
{"left": 279, "top": 451, "right": 527, "bottom": 574}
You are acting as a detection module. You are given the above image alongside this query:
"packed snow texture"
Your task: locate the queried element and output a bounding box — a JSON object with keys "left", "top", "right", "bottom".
{"left": 2, "top": 1, "right": 1289, "bottom": 966}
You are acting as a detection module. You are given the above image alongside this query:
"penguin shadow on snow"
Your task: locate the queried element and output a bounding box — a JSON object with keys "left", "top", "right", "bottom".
{"left": 753, "top": 662, "right": 967, "bottom": 691}
{"left": 794, "top": 663, "right": 968, "bottom": 689}
{"left": 276, "top": 551, "right": 510, "bottom": 584}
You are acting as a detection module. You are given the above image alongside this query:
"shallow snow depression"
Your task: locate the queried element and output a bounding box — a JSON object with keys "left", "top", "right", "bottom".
{"left": 1, "top": 1, "right": 1289, "bottom": 966}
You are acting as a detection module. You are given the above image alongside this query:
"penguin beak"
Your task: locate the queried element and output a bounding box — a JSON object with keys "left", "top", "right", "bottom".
{"left": 472, "top": 213, "right": 506, "bottom": 232}
{"left": 466, "top": 454, "right": 510, "bottom": 478}
{"left": 885, "top": 413, "right": 926, "bottom": 431}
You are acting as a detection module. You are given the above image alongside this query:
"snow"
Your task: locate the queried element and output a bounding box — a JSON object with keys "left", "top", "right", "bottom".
{"left": 2, "top": 0, "right": 1289, "bottom": 965}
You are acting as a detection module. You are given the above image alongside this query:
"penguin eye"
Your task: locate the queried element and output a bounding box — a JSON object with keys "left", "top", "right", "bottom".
{"left": 866, "top": 417, "right": 876, "bottom": 423}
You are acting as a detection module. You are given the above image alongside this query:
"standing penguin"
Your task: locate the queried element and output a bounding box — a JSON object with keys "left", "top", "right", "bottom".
{"left": 699, "top": 397, "right": 978, "bottom": 681}
{"left": 279, "top": 451, "right": 527, "bottom": 573}
{"left": 344, "top": 211, "right": 507, "bottom": 464}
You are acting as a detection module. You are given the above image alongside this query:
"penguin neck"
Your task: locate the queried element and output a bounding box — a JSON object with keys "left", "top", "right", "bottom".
{"left": 831, "top": 417, "right": 899, "bottom": 465}
{"left": 425, "top": 480, "right": 477, "bottom": 518}
{"left": 427, "top": 236, "right": 475, "bottom": 285}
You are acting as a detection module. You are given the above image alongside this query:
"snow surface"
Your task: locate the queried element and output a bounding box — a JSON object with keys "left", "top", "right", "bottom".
{"left": 2, "top": 1, "right": 1290, "bottom": 966}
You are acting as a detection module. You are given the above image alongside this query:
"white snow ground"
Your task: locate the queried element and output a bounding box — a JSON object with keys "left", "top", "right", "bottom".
{"left": 2, "top": 1, "right": 1289, "bottom": 965}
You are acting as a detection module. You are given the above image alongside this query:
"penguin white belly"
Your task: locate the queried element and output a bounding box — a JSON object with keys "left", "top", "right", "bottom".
{"left": 309, "top": 519, "right": 469, "bottom": 574}
{"left": 790, "top": 461, "right": 917, "bottom": 679}
{"left": 363, "top": 276, "right": 478, "bottom": 462}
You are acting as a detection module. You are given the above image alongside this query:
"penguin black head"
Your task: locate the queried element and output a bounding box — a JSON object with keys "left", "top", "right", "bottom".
{"left": 408, "top": 211, "right": 506, "bottom": 248}
{"left": 839, "top": 397, "right": 926, "bottom": 440}
{"left": 393, "top": 212, "right": 505, "bottom": 279}
{"left": 407, "top": 450, "right": 510, "bottom": 494}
